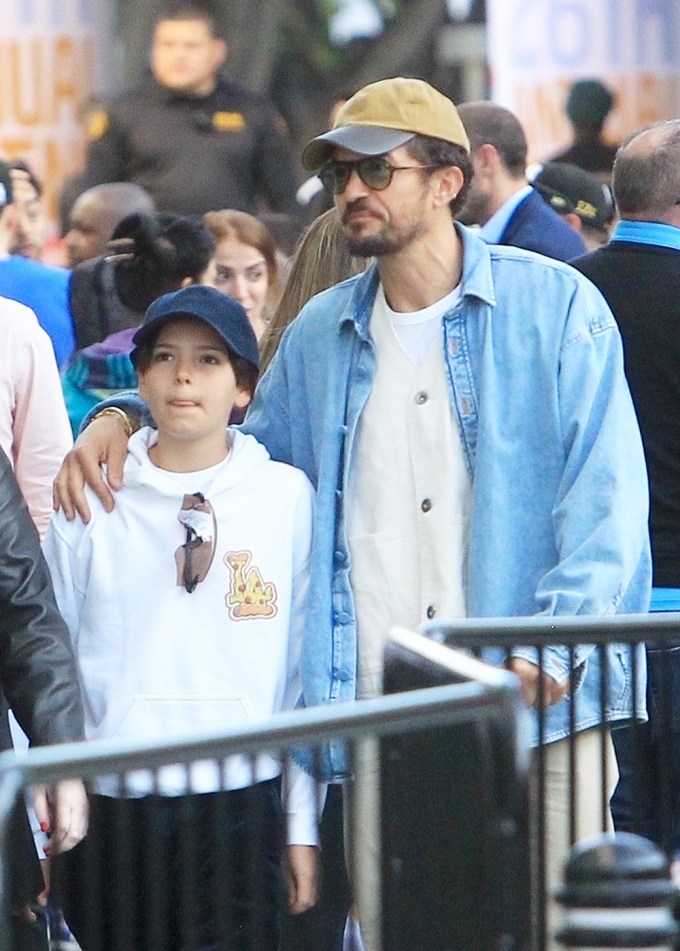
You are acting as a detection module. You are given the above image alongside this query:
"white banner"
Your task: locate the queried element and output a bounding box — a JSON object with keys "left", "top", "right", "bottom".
{"left": 486, "top": 0, "right": 680, "bottom": 160}
{"left": 0, "top": 0, "right": 119, "bottom": 224}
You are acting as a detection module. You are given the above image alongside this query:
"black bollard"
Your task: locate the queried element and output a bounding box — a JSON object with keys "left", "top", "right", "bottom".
{"left": 555, "top": 832, "right": 679, "bottom": 948}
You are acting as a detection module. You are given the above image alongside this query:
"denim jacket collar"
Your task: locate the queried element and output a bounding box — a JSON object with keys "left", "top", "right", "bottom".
{"left": 338, "top": 222, "right": 497, "bottom": 341}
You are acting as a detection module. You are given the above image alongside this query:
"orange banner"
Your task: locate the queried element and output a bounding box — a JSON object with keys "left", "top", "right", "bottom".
{"left": 0, "top": 1, "right": 116, "bottom": 225}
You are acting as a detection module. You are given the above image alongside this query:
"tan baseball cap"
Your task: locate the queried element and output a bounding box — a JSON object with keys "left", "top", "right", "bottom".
{"left": 302, "top": 77, "right": 470, "bottom": 171}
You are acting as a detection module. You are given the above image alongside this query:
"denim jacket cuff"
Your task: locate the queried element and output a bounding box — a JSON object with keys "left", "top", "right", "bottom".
{"left": 510, "top": 646, "right": 571, "bottom": 683}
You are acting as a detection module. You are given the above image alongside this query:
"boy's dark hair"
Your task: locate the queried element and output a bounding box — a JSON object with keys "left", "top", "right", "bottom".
{"left": 110, "top": 213, "right": 215, "bottom": 314}
{"left": 134, "top": 322, "right": 258, "bottom": 400}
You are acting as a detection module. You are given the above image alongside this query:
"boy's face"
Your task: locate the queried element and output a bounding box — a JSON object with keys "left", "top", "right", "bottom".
{"left": 138, "top": 317, "right": 250, "bottom": 451}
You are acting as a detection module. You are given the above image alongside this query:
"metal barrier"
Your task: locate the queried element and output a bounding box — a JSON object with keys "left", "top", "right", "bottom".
{"left": 424, "top": 612, "right": 680, "bottom": 951}
{"left": 0, "top": 628, "right": 527, "bottom": 951}
{"left": 4, "top": 614, "right": 678, "bottom": 951}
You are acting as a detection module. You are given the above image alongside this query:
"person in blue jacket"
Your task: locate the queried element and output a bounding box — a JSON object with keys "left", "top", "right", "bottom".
{"left": 457, "top": 100, "right": 588, "bottom": 261}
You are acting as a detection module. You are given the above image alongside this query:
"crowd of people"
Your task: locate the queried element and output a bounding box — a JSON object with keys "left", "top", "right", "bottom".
{"left": 1, "top": 2, "right": 678, "bottom": 950}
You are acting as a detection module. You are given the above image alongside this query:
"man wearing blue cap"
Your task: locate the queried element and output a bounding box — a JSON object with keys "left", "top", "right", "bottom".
{"left": 44, "top": 285, "right": 320, "bottom": 950}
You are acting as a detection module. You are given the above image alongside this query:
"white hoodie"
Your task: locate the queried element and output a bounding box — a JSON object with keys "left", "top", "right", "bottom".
{"left": 43, "top": 427, "right": 318, "bottom": 844}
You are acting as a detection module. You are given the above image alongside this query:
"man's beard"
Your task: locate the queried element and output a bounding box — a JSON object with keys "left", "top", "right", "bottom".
{"left": 343, "top": 203, "right": 426, "bottom": 257}
{"left": 346, "top": 233, "right": 399, "bottom": 256}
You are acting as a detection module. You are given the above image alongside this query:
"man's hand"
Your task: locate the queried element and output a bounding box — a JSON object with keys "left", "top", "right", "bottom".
{"left": 285, "top": 844, "right": 320, "bottom": 915}
{"left": 52, "top": 415, "right": 129, "bottom": 521}
{"left": 508, "top": 658, "right": 569, "bottom": 709}
{"left": 33, "top": 778, "right": 89, "bottom": 855}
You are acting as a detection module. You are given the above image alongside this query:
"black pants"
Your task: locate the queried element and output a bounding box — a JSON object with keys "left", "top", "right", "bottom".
{"left": 10, "top": 912, "right": 48, "bottom": 951}
{"left": 5, "top": 797, "right": 48, "bottom": 951}
{"left": 53, "top": 783, "right": 283, "bottom": 951}
{"left": 611, "top": 642, "right": 680, "bottom": 857}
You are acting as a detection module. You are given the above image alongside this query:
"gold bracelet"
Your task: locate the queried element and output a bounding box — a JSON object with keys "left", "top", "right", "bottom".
{"left": 89, "top": 406, "right": 136, "bottom": 438}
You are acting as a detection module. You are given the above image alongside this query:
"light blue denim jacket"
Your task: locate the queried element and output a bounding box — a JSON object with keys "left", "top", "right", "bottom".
{"left": 241, "top": 225, "right": 651, "bottom": 779}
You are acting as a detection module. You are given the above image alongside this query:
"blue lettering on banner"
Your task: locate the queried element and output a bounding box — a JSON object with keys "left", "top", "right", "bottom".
{"left": 511, "top": 0, "right": 593, "bottom": 70}
{"left": 16, "top": 0, "right": 94, "bottom": 27}
{"left": 506, "top": 0, "right": 680, "bottom": 75}
{"left": 635, "top": 0, "right": 678, "bottom": 66}
{"left": 18, "top": 0, "right": 34, "bottom": 24}
{"left": 511, "top": 0, "right": 540, "bottom": 68}
{"left": 605, "top": 0, "right": 621, "bottom": 65}
{"left": 548, "top": 0, "right": 590, "bottom": 67}
{"left": 77, "top": 0, "right": 94, "bottom": 25}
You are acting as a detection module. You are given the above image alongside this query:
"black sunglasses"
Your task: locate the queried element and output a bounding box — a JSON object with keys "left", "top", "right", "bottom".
{"left": 318, "top": 156, "right": 436, "bottom": 195}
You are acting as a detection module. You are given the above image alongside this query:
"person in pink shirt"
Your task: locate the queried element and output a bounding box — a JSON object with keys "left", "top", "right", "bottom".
{"left": 0, "top": 295, "right": 72, "bottom": 538}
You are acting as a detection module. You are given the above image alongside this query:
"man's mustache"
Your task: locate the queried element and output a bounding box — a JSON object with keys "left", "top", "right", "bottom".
{"left": 342, "top": 199, "right": 379, "bottom": 224}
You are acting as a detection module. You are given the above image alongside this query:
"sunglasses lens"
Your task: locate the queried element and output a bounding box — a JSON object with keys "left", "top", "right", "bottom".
{"left": 319, "top": 163, "right": 349, "bottom": 195}
{"left": 175, "top": 493, "right": 217, "bottom": 593}
{"left": 359, "top": 158, "right": 392, "bottom": 190}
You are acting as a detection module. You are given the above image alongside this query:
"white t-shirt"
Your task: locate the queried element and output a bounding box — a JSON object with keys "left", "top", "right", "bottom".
{"left": 379, "top": 283, "right": 462, "bottom": 366}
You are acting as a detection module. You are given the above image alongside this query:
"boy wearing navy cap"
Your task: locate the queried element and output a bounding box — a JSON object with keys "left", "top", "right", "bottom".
{"left": 43, "top": 285, "right": 319, "bottom": 950}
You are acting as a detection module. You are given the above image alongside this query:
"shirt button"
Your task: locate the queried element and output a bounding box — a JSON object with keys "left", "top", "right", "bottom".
{"left": 415, "top": 391, "right": 428, "bottom": 405}
{"left": 421, "top": 498, "right": 432, "bottom": 512}
{"left": 426, "top": 605, "right": 436, "bottom": 619}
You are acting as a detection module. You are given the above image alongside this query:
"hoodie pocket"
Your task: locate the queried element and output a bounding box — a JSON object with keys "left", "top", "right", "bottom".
{"left": 114, "top": 693, "right": 256, "bottom": 742}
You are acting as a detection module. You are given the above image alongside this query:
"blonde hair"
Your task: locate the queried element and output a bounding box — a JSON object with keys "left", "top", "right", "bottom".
{"left": 259, "top": 209, "right": 369, "bottom": 372}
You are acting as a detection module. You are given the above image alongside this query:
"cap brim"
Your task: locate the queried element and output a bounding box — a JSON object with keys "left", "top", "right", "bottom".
{"left": 131, "top": 309, "right": 260, "bottom": 371}
{"left": 130, "top": 312, "right": 179, "bottom": 365}
{"left": 302, "top": 126, "right": 415, "bottom": 171}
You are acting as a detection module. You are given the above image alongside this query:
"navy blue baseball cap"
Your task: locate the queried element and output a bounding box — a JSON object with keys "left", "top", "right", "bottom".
{"left": 131, "top": 285, "right": 259, "bottom": 371}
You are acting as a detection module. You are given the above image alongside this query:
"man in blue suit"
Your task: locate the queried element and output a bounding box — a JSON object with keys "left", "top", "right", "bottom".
{"left": 457, "top": 101, "right": 587, "bottom": 261}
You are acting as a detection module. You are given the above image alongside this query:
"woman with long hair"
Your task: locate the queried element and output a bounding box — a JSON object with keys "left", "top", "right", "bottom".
{"left": 259, "top": 209, "right": 369, "bottom": 373}
{"left": 203, "top": 210, "right": 279, "bottom": 343}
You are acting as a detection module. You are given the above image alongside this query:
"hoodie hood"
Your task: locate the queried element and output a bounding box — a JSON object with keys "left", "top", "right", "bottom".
{"left": 123, "top": 426, "right": 271, "bottom": 498}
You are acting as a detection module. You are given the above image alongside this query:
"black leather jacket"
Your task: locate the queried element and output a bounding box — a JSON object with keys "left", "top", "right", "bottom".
{"left": 0, "top": 448, "right": 84, "bottom": 906}
{"left": 0, "top": 447, "right": 84, "bottom": 750}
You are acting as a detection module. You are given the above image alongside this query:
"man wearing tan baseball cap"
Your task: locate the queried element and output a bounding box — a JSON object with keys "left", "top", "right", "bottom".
{"left": 301, "top": 76, "right": 470, "bottom": 170}
{"left": 54, "top": 77, "right": 650, "bottom": 951}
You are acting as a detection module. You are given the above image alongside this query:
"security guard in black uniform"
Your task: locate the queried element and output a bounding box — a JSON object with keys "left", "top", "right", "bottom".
{"left": 64, "top": 5, "right": 299, "bottom": 219}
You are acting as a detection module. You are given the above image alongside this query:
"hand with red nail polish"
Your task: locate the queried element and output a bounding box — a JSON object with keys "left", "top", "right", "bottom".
{"left": 33, "top": 780, "right": 89, "bottom": 855}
